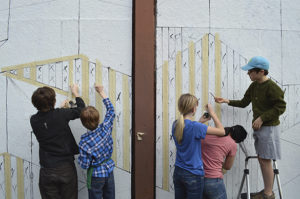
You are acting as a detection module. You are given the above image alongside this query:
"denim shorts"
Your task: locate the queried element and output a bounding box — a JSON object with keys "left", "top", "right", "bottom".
{"left": 173, "top": 166, "right": 204, "bottom": 199}
{"left": 203, "top": 178, "right": 227, "bottom": 199}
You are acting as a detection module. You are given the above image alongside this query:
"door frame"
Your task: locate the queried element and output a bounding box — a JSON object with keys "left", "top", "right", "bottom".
{"left": 132, "top": 0, "right": 156, "bottom": 198}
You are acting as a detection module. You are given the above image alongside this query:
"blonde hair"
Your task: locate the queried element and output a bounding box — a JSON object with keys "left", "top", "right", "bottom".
{"left": 175, "top": 93, "right": 198, "bottom": 144}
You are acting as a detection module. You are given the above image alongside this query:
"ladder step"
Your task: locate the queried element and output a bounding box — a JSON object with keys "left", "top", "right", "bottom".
{"left": 241, "top": 193, "right": 248, "bottom": 199}
{"left": 241, "top": 192, "right": 257, "bottom": 199}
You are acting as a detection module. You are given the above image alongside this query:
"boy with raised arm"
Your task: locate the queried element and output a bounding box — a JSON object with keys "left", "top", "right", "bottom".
{"left": 78, "top": 84, "right": 116, "bottom": 199}
{"left": 30, "top": 84, "right": 85, "bottom": 199}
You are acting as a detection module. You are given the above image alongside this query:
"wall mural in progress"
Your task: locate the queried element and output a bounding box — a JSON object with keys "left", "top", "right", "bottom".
{"left": 0, "top": 54, "right": 132, "bottom": 198}
{"left": 155, "top": 29, "right": 300, "bottom": 198}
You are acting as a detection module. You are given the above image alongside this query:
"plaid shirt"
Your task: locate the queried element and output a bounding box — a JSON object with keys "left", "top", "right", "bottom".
{"left": 78, "top": 98, "right": 115, "bottom": 177}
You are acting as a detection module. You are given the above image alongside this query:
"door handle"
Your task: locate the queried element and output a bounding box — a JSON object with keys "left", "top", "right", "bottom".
{"left": 137, "top": 132, "right": 145, "bottom": 141}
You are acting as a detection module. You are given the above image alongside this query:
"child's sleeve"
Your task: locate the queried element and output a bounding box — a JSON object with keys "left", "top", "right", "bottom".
{"left": 194, "top": 122, "right": 208, "bottom": 139}
{"left": 228, "top": 142, "right": 237, "bottom": 157}
{"left": 62, "top": 97, "right": 86, "bottom": 121}
{"left": 102, "top": 98, "right": 116, "bottom": 131}
{"left": 78, "top": 141, "right": 91, "bottom": 169}
{"left": 228, "top": 84, "right": 252, "bottom": 108}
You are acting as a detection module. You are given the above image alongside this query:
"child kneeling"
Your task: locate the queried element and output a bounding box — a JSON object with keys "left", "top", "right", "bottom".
{"left": 78, "top": 84, "right": 116, "bottom": 199}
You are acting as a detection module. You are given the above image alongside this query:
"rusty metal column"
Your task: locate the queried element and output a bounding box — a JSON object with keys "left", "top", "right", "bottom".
{"left": 132, "top": 0, "right": 156, "bottom": 198}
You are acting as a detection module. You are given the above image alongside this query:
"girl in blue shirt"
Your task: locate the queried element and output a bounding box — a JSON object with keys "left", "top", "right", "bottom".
{"left": 172, "top": 93, "right": 225, "bottom": 199}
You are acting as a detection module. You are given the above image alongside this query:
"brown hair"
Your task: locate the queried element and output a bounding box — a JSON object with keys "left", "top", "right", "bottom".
{"left": 175, "top": 93, "right": 198, "bottom": 144}
{"left": 80, "top": 106, "right": 100, "bottom": 131}
{"left": 249, "top": 68, "right": 269, "bottom": 75}
{"left": 31, "top": 86, "right": 56, "bottom": 111}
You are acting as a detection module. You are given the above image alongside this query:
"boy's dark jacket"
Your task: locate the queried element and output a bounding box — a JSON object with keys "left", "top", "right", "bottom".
{"left": 30, "top": 97, "right": 85, "bottom": 168}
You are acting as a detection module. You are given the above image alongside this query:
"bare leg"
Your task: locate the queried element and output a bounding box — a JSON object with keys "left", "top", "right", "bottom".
{"left": 258, "top": 157, "right": 274, "bottom": 196}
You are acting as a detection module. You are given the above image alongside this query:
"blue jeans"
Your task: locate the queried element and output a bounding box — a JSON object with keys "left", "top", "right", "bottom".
{"left": 203, "top": 178, "right": 227, "bottom": 199}
{"left": 173, "top": 166, "right": 204, "bottom": 199}
{"left": 88, "top": 171, "right": 115, "bottom": 199}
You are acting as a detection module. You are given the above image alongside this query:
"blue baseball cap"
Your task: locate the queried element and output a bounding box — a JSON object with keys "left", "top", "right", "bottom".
{"left": 241, "top": 56, "right": 269, "bottom": 71}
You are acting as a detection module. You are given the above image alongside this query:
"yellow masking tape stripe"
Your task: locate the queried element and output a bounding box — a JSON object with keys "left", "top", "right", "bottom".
{"left": 69, "top": 60, "right": 74, "bottom": 99}
{"left": 109, "top": 69, "right": 117, "bottom": 164}
{"left": 202, "top": 34, "right": 209, "bottom": 109}
{"left": 215, "top": 34, "right": 222, "bottom": 120}
{"left": 162, "top": 61, "right": 169, "bottom": 191}
{"left": 30, "top": 65, "right": 36, "bottom": 81}
{"left": 4, "top": 73, "right": 68, "bottom": 96}
{"left": 17, "top": 68, "right": 24, "bottom": 79}
{"left": 95, "top": 60, "right": 103, "bottom": 122}
{"left": 189, "top": 41, "right": 195, "bottom": 96}
{"left": 175, "top": 52, "right": 182, "bottom": 119}
{"left": 82, "top": 56, "right": 90, "bottom": 105}
{"left": 122, "top": 75, "right": 130, "bottom": 172}
{"left": 4, "top": 153, "right": 12, "bottom": 199}
{"left": 1, "top": 54, "right": 87, "bottom": 72}
{"left": 17, "top": 157, "right": 24, "bottom": 199}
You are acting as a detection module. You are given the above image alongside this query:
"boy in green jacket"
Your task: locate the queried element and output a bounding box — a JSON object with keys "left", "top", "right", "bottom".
{"left": 215, "top": 56, "right": 286, "bottom": 199}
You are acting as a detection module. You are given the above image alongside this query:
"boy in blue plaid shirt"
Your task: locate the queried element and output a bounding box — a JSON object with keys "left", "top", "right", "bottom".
{"left": 78, "top": 84, "right": 116, "bottom": 199}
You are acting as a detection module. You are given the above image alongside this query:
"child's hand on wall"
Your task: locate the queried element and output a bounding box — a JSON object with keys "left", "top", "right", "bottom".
{"left": 60, "top": 99, "right": 70, "bottom": 108}
{"left": 71, "top": 84, "right": 79, "bottom": 97}
{"left": 95, "top": 84, "right": 107, "bottom": 99}
{"left": 95, "top": 84, "right": 104, "bottom": 93}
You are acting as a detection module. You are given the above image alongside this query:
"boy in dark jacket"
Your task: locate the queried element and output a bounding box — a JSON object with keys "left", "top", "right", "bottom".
{"left": 30, "top": 84, "right": 85, "bottom": 199}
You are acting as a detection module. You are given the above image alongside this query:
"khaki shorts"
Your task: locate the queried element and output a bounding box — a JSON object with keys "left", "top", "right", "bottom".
{"left": 253, "top": 125, "right": 281, "bottom": 160}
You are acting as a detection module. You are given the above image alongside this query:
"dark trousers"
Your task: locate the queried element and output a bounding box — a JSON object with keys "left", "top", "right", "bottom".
{"left": 88, "top": 171, "right": 115, "bottom": 199}
{"left": 39, "top": 162, "right": 78, "bottom": 199}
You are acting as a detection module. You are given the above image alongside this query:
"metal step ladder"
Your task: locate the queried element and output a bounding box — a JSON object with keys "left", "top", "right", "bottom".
{"left": 237, "top": 142, "right": 283, "bottom": 199}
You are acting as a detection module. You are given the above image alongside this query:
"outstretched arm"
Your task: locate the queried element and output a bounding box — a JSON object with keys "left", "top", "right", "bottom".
{"left": 205, "top": 104, "right": 225, "bottom": 136}
{"left": 214, "top": 97, "right": 230, "bottom": 104}
{"left": 71, "top": 84, "right": 80, "bottom": 98}
{"left": 95, "top": 84, "right": 108, "bottom": 99}
{"left": 62, "top": 84, "right": 85, "bottom": 120}
{"left": 95, "top": 84, "right": 115, "bottom": 130}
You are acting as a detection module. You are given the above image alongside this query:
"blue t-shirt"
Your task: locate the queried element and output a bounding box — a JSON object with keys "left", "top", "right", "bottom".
{"left": 172, "top": 119, "right": 208, "bottom": 176}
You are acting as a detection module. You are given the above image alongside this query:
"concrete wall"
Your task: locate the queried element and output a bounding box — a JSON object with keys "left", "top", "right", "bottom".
{"left": 0, "top": 0, "right": 132, "bottom": 198}
{"left": 156, "top": 1, "right": 300, "bottom": 199}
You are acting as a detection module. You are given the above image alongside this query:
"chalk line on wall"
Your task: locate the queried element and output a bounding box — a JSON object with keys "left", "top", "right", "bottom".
{"left": 0, "top": 0, "right": 11, "bottom": 47}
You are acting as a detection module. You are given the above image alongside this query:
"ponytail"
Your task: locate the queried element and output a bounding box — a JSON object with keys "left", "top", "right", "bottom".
{"left": 175, "top": 114, "right": 185, "bottom": 144}
{"left": 175, "top": 93, "right": 198, "bottom": 144}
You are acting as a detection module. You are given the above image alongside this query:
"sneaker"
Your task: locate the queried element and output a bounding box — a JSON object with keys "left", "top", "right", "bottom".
{"left": 252, "top": 191, "right": 275, "bottom": 199}
{"left": 251, "top": 190, "right": 264, "bottom": 197}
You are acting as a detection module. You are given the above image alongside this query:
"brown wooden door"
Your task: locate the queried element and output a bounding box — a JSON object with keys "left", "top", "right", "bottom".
{"left": 132, "top": 0, "right": 156, "bottom": 198}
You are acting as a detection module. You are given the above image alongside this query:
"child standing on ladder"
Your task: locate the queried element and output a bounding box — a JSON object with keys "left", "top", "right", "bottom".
{"left": 214, "top": 56, "right": 286, "bottom": 199}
